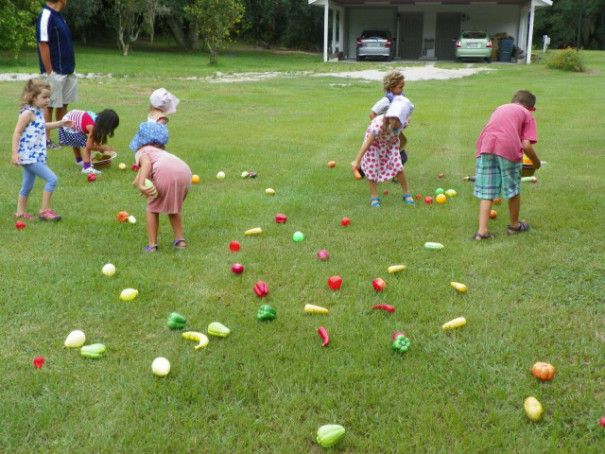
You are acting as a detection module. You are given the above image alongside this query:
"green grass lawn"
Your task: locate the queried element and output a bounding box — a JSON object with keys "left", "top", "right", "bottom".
{"left": 0, "top": 48, "right": 604, "bottom": 452}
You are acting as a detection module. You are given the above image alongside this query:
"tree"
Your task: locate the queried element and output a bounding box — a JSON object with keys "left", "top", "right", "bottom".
{"left": 63, "top": 0, "right": 100, "bottom": 45}
{"left": 106, "top": 0, "right": 146, "bottom": 56}
{"left": 0, "top": 0, "right": 38, "bottom": 58}
{"left": 144, "top": 0, "right": 170, "bottom": 44}
{"left": 185, "top": 0, "right": 244, "bottom": 63}
{"left": 534, "top": 0, "right": 605, "bottom": 49}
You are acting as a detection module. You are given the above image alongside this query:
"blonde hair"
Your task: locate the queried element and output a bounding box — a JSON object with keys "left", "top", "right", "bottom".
{"left": 383, "top": 71, "right": 405, "bottom": 92}
{"left": 21, "top": 79, "right": 50, "bottom": 106}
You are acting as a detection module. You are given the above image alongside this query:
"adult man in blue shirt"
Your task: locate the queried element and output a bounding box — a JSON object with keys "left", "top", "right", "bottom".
{"left": 36, "top": 0, "right": 77, "bottom": 149}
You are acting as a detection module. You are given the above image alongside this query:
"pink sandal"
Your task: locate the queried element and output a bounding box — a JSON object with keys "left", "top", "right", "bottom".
{"left": 14, "top": 213, "right": 35, "bottom": 220}
{"left": 39, "top": 209, "right": 62, "bottom": 222}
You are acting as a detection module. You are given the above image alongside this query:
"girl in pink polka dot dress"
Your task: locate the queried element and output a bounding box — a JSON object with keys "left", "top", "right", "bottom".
{"left": 352, "top": 100, "right": 413, "bottom": 207}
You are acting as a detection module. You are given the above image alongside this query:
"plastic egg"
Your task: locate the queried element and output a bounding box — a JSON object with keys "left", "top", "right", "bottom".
{"left": 102, "top": 263, "right": 116, "bottom": 276}
{"left": 151, "top": 357, "right": 171, "bottom": 377}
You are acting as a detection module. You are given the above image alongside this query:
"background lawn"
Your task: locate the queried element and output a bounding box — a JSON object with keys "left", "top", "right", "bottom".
{"left": 0, "top": 48, "right": 603, "bottom": 452}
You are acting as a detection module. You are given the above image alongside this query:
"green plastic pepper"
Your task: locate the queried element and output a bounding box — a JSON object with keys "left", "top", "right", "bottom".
{"left": 392, "top": 335, "right": 411, "bottom": 353}
{"left": 167, "top": 312, "right": 187, "bottom": 330}
{"left": 257, "top": 304, "right": 276, "bottom": 321}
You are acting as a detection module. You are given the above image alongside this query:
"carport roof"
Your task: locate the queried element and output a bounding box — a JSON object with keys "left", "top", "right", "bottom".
{"left": 309, "top": 0, "right": 552, "bottom": 6}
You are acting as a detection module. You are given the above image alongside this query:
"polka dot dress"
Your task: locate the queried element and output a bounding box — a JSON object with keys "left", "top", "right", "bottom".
{"left": 360, "top": 115, "right": 403, "bottom": 182}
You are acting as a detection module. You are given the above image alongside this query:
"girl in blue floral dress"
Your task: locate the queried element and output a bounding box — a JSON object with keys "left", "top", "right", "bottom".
{"left": 11, "top": 79, "right": 71, "bottom": 221}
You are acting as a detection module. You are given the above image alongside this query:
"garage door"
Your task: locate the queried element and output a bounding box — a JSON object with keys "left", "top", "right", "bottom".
{"left": 435, "top": 13, "right": 461, "bottom": 60}
{"left": 348, "top": 8, "right": 396, "bottom": 59}
{"left": 399, "top": 13, "right": 423, "bottom": 59}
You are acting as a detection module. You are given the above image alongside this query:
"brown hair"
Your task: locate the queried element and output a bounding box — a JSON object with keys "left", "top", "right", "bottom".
{"left": 511, "top": 90, "right": 536, "bottom": 109}
{"left": 21, "top": 79, "right": 50, "bottom": 106}
{"left": 383, "top": 71, "right": 405, "bottom": 92}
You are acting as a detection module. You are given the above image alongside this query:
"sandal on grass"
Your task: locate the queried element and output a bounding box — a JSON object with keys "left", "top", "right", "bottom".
{"left": 370, "top": 197, "right": 381, "bottom": 208}
{"left": 144, "top": 245, "right": 158, "bottom": 252}
{"left": 402, "top": 193, "right": 415, "bottom": 205}
{"left": 14, "top": 212, "right": 35, "bottom": 220}
{"left": 173, "top": 239, "right": 187, "bottom": 249}
{"left": 472, "top": 232, "right": 494, "bottom": 241}
{"left": 507, "top": 221, "right": 530, "bottom": 235}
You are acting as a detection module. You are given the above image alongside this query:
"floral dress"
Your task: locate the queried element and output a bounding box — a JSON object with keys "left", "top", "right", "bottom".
{"left": 360, "top": 115, "right": 403, "bottom": 182}
{"left": 17, "top": 106, "right": 47, "bottom": 164}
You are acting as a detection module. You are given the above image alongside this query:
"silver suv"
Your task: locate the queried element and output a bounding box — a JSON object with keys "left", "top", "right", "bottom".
{"left": 356, "top": 30, "right": 393, "bottom": 61}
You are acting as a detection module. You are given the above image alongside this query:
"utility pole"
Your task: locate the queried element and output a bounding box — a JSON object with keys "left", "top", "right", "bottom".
{"left": 576, "top": 0, "right": 585, "bottom": 48}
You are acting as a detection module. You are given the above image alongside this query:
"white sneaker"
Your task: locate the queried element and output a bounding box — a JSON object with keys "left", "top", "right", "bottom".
{"left": 81, "top": 166, "right": 101, "bottom": 175}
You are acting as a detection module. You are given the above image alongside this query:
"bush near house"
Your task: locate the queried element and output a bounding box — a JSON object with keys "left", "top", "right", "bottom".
{"left": 546, "top": 48, "right": 585, "bottom": 72}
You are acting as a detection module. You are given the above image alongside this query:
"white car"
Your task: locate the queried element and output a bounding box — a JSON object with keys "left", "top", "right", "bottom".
{"left": 356, "top": 30, "right": 394, "bottom": 61}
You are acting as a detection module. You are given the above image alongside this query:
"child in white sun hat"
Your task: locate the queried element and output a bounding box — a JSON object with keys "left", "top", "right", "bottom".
{"left": 352, "top": 99, "right": 414, "bottom": 208}
{"left": 148, "top": 88, "right": 180, "bottom": 124}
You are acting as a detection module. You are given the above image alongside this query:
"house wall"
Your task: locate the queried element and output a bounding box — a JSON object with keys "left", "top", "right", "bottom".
{"left": 344, "top": 4, "right": 523, "bottom": 60}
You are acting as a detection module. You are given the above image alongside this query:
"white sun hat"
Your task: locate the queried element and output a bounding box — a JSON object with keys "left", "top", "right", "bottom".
{"left": 385, "top": 98, "right": 413, "bottom": 125}
{"left": 149, "top": 88, "right": 180, "bottom": 114}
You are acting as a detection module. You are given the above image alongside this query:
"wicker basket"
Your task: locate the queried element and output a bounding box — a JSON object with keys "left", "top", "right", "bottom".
{"left": 521, "top": 165, "right": 536, "bottom": 177}
{"left": 91, "top": 151, "right": 117, "bottom": 169}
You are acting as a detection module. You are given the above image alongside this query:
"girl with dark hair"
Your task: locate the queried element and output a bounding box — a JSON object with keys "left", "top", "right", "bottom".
{"left": 58, "top": 108, "right": 120, "bottom": 175}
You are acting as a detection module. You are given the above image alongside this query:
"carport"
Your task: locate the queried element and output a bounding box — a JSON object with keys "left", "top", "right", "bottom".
{"left": 308, "top": 0, "right": 552, "bottom": 63}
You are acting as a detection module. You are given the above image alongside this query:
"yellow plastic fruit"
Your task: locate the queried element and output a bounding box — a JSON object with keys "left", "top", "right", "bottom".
{"left": 387, "top": 264, "right": 406, "bottom": 274}
{"left": 524, "top": 397, "right": 543, "bottom": 421}
{"left": 244, "top": 227, "right": 263, "bottom": 236}
{"left": 265, "top": 188, "right": 276, "bottom": 196}
{"left": 435, "top": 194, "right": 447, "bottom": 204}
{"left": 450, "top": 282, "right": 468, "bottom": 293}
{"left": 191, "top": 174, "right": 200, "bottom": 184}
{"left": 304, "top": 304, "right": 329, "bottom": 315}
{"left": 442, "top": 317, "right": 466, "bottom": 330}
{"left": 119, "top": 288, "right": 138, "bottom": 301}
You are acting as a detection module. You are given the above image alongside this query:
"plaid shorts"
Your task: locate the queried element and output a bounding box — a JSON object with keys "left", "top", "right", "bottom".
{"left": 473, "top": 154, "right": 522, "bottom": 200}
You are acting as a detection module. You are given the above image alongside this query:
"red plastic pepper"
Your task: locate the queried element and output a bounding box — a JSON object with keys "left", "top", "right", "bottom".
{"left": 317, "top": 326, "right": 330, "bottom": 347}
{"left": 372, "top": 304, "right": 395, "bottom": 313}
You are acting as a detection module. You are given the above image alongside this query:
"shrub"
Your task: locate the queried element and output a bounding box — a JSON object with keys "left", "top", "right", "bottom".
{"left": 546, "top": 48, "right": 585, "bottom": 72}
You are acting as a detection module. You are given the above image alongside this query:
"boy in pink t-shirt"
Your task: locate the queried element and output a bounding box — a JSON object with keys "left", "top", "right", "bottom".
{"left": 473, "top": 90, "right": 541, "bottom": 240}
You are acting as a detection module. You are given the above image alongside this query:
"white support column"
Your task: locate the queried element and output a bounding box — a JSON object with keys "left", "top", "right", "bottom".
{"left": 331, "top": 7, "right": 337, "bottom": 53}
{"left": 339, "top": 7, "right": 345, "bottom": 57}
{"left": 323, "top": 1, "right": 329, "bottom": 62}
{"left": 526, "top": 0, "right": 535, "bottom": 64}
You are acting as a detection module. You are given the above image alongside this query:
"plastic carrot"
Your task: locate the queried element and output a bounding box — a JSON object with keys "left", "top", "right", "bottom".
{"left": 317, "top": 327, "right": 330, "bottom": 347}
{"left": 372, "top": 304, "right": 395, "bottom": 313}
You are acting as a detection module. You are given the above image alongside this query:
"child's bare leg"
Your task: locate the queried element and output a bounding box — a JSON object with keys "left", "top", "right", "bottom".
{"left": 168, "top": 213, "right": 186, "bottom": 245}
{"left": 507, "top": 194, "right": 521, "bottom": 228}
{"left": 146, "top": 211, "right": 159, "bottom": 246}
{"left": 369, "top": 180, "right": 378, "bottom": 198}
{"left": 477, "top": 199, "right": 493, "bottom": 237}
{"left": 41, "top": 191, "right": 53, "bottom": 212}
{"left": 394, "top": 170, "right": 410, "bottom": 194}
{"left": 16, "top": 195, "right": 29, "bottom": 216}
{"left": 72, "top": 147, "right": 82, "bottom": 161}
{"left": 80, "top": 147, "right": 91, "bottom": 164}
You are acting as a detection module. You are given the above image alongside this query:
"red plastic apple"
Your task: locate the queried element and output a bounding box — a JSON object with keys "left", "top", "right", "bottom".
{"left": 231, "top": 263, "right": 244, "bottom": 274}
{"left": 33, "top": 356, "right": 45, "bottom": 369}
{"left": 372, "top": 278, "right": 386, "bottom": 292}
{"left": 15, "top": 221, "right": 26, "bottom": 230}
{"left": 87, "top": 173, "right": 97, "bottom": 182}
{"left": 599, "top": 417, "right": 605, "bottom": 427}
{"left": 131, "top": 164, "right": 139, "bottom": 172}
{"left": 275, "top": 213, "right": 288, "bottom": 224}
{"left": 424, "top": 196, "right": 433, "bottom": 205}
{"left": 327, "top": 275, "right": 343, "bottom": 290}
{"left": 253, "top": 280, "right": 269, "bottom": 298}
{"left": 415, "top": 194, "right": 422, "bottom": 200}
{"left": 340, "top": 217, "right": 351, "bottom": 227}
{"left": 316, "top": 249, "right": 330, "bottom": 261}
{"left": 229, "top": 240, "right": 240, "bottom": 252}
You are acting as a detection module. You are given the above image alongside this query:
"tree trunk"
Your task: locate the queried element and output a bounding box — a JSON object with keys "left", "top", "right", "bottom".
{"left": 166, "top": 15, "right": 187, "bottom": 49}
{"left": 188, "top": 22, "right": 200, "bottom": 50}
{"left": 206, "top": 39, "right": 217, "bottom": 65}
